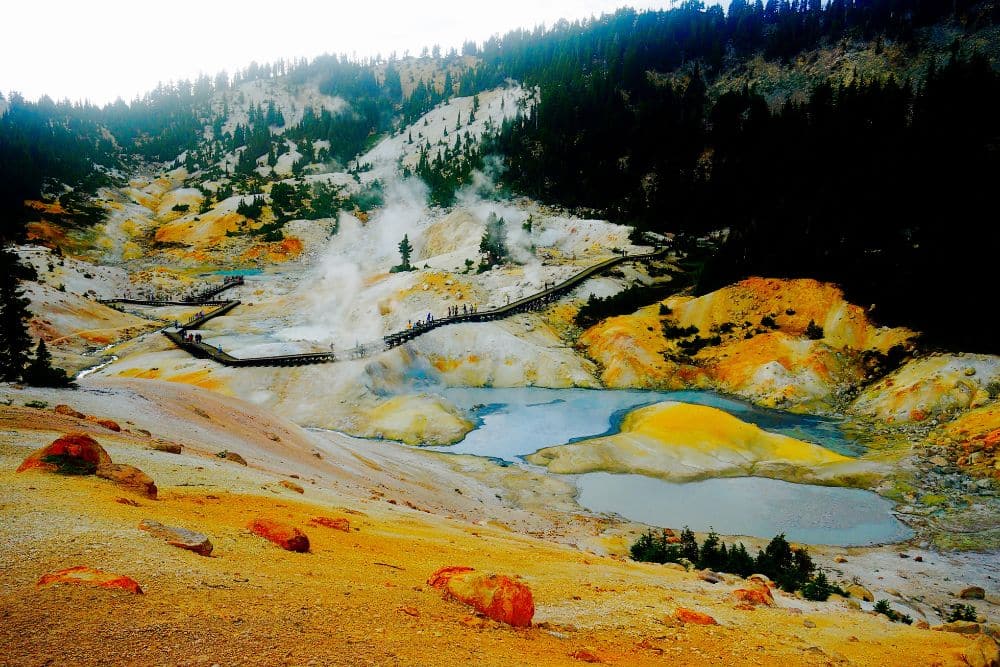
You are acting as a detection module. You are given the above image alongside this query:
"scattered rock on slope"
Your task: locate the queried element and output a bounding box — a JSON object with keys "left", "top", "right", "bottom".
{"left": 248, "top": 518, "right": 310, "bottom": 552}
{"left": 17, "top": 433, "right": 112, "bottom": 474}
{"left": 427, "top": 565, "right": 535, "bottom": 627}
{"left": 37, "top": 566, "right": 143, "bottom": 594}
{"left": 138, "top": 519, "right": 213, "bottom": 556}
{"left": 96, "top": 463, "right": 158, "bottom": 499}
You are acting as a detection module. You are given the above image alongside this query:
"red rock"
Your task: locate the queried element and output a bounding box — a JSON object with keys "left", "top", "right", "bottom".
{"left": 427, "top": 566, "right": 534, "bottom": 627}
{"left": 96, "top": 463, "right": 157, "bottom": 499}
{"left": 398, "top": 605, "right": 420, "bottom": 617}
{"left": 17, "top": 433, "right": 111, "bottom": 474}
{"left": 909, "top": 409, "right": 927, "bottom": 422}
{"left": 666, "top": 536, "right": 682, "bottom": 544}
{"left": 248, "top": 518, "right": 309, "bottom": 552}
{"left": 53, "top": 404, "right": 86, "bottom": 419}
{"left": 309, "top": 517, "right": 351, "bottom": 532}
{"left": 95, "top": 418, "right": 121, "bottom": 432}
{"left": 37, "top": 566, "right": 142, "bottom": 594}
{"left": 115, "top": 497, "right": 141, "bottom": 507}
{"left": 674, "top": 608, "right": 718, "bottom": 625}
{"left": 732, "top": 585, "right": 774, "bottom": 607}
{"left": 985, "top": 429, "right": 1000, "bottom": 449}
{"left": 570, "top": 649, "right": 603, "bottom": 663}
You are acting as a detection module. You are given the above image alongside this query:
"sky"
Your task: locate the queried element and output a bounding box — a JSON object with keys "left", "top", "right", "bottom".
{"left": 1, "top": 0, "right": 670, "bottom": 106}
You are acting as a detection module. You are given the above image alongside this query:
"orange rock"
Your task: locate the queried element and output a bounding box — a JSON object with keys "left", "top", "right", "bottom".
{"left": 732, "top": 585, "right": 775, "bottom": 607}
{"left": 909, "top": 409, "right": 928, "bottom": 422}
{"left": 95, "top": 419, "right": 121, "bottom": 432}
{"left": 279, "top": 480, "right": 304, "bottom": 494}
{"left": 96, "top": 464, "right": 157, "bottom": 499}
{"left": 309, "top": 517, "right": 350, "bottom": 532}
{"left": 17, "top": 433, "right": 111, "bottom": 474}
{"left": 674, "top": 608, "right": 718, "bottom": 625}
{"left": 37, "top": 566, "right": 142, "bottom": 594}
{"left": 54, "top": 404, "right": 86, "bottom": 419}
{"left": 427, "top": 566, "right": 534, "bottom": 627}
{"left": 985, "top": 429, "right": 1000, "bottom": 448}
{"left": 398, "top": 605, "right": 420, "bottom": 617}
{"left": 248, "top": 518, "right": 310, "bottom": 553}
{"left": 666, "top": 536, "right": 682, "bottom": 544}
{"left": 570, "top": 649, "right": 603, "bottom": 663}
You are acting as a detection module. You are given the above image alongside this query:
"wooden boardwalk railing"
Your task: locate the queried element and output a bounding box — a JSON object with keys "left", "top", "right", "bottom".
{"left": 127, "top": 248, "right": 666, "bottom": 368}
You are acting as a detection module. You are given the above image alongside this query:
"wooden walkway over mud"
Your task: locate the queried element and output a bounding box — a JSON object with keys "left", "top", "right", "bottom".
{"left": 105, "top": 248, "right": 667, "bottom": 368}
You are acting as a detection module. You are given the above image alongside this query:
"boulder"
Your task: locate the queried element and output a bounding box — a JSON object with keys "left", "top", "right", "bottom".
{"left": 569, "top": 649, "right": 603, "bottom": 663}
{"left": 279, "top": 480, "right": 304, "bottom": 494}
{"left": 845, "top": 584, "right": 874, "bottom": 602}
{"left": 963, "top": 635, "right": 1000, "bottom": 667}
{"left": 960, "top": 586, "right": 987, "bottom": 600}
{"left": 674, "top": 608, "right": 718, "bottom": 625}
{"left": 37, "top": 566, "right": 142, "bottom": 594}
{"left": 748, "top": 574, "right": 773, "bottom": 587}
{"left": 96, "top": 464, "right": 157, "bottom": 499}
{"left": 223, "top": 451, "right": 248, "bottom": 466}
{"left": 834, "top": 556, "right": 848, "bottom": 564}
{"left": 309, "top": 517, "right": 351, "bottom": 532}
{"left": 698, "top": 570, "right": 723, "bottom": 584}
{"left": 54, "top": 404, "right": 86, "bottom": 419}
{"left": 138, "top": 519, "right": 213, "bottom": 556}
{"left": 733, "top": 585, "right": 775, "bottom": 607}
{"left": 94, "top": 418, "right": 121, "bottom": 432}
{"left": 248, "top": 518, "right": 309, "bottom": 552}
{"left": 17, "top": 433, "right": 112, "bottom": 475}
{"left": 151, "top": 443, "right": 182, "bottom": 454}
{"left": 427, "top": 565, "right": 534, "bottom": 627}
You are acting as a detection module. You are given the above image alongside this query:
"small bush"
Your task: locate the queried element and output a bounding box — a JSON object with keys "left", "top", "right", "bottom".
{"left": 986, "top": 382, "right": 1000, "bottom": 400}
{"left": 761, "top": 315, "right": 778, "bottom": 329}
{"left": 662, "top": 322, "right": 700, "bottom": 339}
{"left": 874, "top": 599, "right": 914, "bottom": 624}
{"left": 171, "top": 203, "right": 190, "bottom": 212}
{"left": 659, "top": 303, "right": 672, "bottom": 316}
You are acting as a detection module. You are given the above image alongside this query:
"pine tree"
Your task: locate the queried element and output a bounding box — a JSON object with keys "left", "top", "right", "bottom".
{"left": 0, "top": 248, "right": 33, "bottom": 381}
{"left": 23, "top": 339, "right": 74, "bottom": 387}
{"left": 398, "top": 234, "right": 413, "bottom": 270}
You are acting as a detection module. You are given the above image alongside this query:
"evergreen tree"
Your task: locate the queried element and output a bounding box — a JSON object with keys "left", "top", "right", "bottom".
{"left": 0, "top": 248, "right": 33, "bottom": 381}
{"left": 479, "top": 213, "right": 509, "bottom": 268}
{"left": 398, "top": 234, "right": 413, "bottom": 270}
{"left": 23, "top": 339, "right": 74, "bottom": 387}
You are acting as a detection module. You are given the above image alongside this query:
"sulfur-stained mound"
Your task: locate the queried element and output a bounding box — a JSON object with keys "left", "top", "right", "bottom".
{"left": 248, "top": 518, "right": 310, "bottom": 552}
{"left": 37, "top": 566, "right": 143, "bottom": 594}
{"left": 17, "top": 433, "right": 112, "bottom": 475}
{"left": 428, "top": 565, "right": 535, "bottom": 627}
{"left": 579, "top": 277, "right": 915, "bottom": 408}
{"left": 360, "top": 394, "right": 474, "bottom": 446}
{"left": 527, "top": 402, "right": 882, "bottom": 486}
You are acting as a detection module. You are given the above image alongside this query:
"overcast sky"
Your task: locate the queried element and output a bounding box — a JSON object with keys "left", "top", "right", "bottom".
{"left": 1, "top": 0, "right": 671, "bottom": 106}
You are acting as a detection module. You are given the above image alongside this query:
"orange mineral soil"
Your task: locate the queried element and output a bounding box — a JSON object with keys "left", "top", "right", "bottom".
{"left": 0, "top": 396, "right": 976, "bottom": 667}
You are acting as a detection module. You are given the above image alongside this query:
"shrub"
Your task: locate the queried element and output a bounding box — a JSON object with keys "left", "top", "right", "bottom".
{"left": 662, "top": 322, "right": 700, "bottom": 339}
{"left": 875, "top": 599, "right": 914, "bottom": 624}
{"left": 659, "top": 303, "right": 672, "bottom": 316}
{"left": 761, "top": 315, "right": 778, "bottom": 329}
{"left": 171, "top": 203, "right": 190, "bottom": 212}
{"left": 986, "top": 382, "right": 1000, "bottom": 400}
{"left": 947, "top": 604, "right": 978, "bottom": 622}
{"left": 805, "top": 320, "right": 824, "bottom": 340}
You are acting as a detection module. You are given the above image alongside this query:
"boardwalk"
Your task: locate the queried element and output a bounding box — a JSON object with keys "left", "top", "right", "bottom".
{"left": 110, "top": 248, "right": 667, "bottom": 368}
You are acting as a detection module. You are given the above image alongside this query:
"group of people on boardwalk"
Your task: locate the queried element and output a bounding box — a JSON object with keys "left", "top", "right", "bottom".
{"left": 183, "top": 332, "right": 204, "bottom": 343}
{"left": 405, "top": 303, "right": 479, "bottom": 330}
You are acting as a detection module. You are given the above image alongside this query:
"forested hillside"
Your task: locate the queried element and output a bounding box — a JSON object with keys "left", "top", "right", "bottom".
{"left": 2, "top": 0, "right": 999, "bottom": 351}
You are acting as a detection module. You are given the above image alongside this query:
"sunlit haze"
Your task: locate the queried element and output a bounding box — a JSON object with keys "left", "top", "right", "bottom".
{"left": 1, "top": 0, "right": 669, "bottom": 106}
